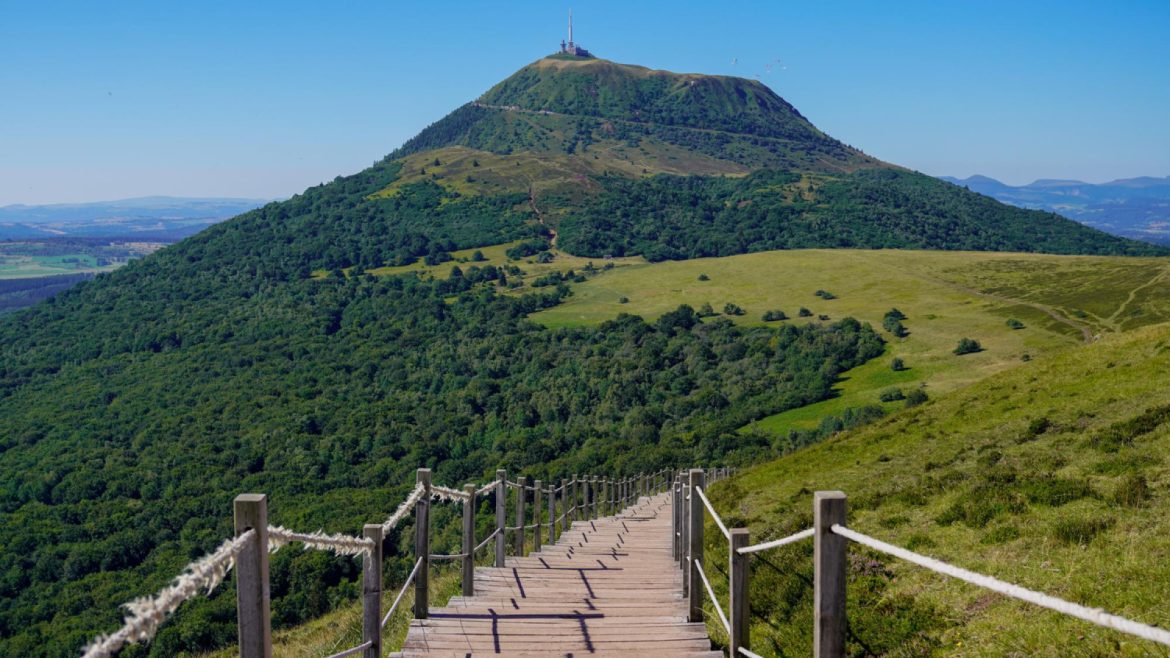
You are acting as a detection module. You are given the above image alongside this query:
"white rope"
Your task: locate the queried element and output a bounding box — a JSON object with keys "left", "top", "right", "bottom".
{"left": 831, "top": 524, "right": 1170, "bottom": 647}
{"left": 81, "top": 530, "right": 256, "bottom": 658}
{"left": 693, "top": 558, "right": 731, "bottom": 634}
{"left": 737, "top": 528, "right": 814, "bottom": 555}
{"left": 431, "top": 484, "right": 470, "bottom": 501}
{"left": 474, "top": 528, "right": 501, "bottom": 553}
{"left": 694, "top": 486, "right": 730, "bottom": 541}
{"left": 474, "top": 480, "right": 498, "bottom": 497}
{"left": 738, "top": 648, "right": 765, "bottom": 658}
{"left": 324, "top": 640, "right": 373, "bottom": 658}
{"left": 380, "top": 556, "right": 424, "bottom": 629}
{"left": 381, "top": 483, "right": 425, "bottom": 534}
{"left": 268, "top": 526, "right": 374, "bottom": 557}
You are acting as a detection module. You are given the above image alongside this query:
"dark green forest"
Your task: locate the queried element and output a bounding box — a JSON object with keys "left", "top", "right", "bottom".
{"left": 0, "top": 265, "right": 882, "bottom": 655}
{"left": 556, "top": 169, "right": 1168, "bottom": 260}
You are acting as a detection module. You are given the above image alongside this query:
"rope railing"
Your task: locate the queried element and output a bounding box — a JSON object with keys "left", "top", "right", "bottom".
{"left": 694, "top": 486, "right": 730, "bottom": 540}
{"left": 673, "top": 473, "right": 1170, "bottom": 658}
{"left": 380, "top": 556, "right": 424, "bottom": 629}
{"left": 473, "top": 527, "right": 501, "bottom": 554}
{"left": 692, "top": 558, "right": 731, "bottom": 634}
{"left": 81, "top": 530, "right": 257, "bottom": 658}
{"left": 81, "top": 466, "right": 680, "bottom": 658}
{"left": 736, "top": 528, "right": 813, "bottom": 555}
{"left": 831, "top": 524, "right": 1170, "bottom": 647}
{"left": 323, "top": 640, "right": 372, "bottom": 658}
{"left": 380, "top": 482, "right": 425, "bottom": 534}
{"left": 268, "top": 526, "right": 374, "bottom": 557}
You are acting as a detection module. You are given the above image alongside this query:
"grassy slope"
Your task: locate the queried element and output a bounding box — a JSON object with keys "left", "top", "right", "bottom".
{"left": 704, "top": 321, "right": 1170, "bottom": 657}
{"left": 533, "top": 249, "right": 1170, "bottom": 434}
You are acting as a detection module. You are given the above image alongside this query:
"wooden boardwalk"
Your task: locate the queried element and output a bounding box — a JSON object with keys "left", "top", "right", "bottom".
{"left": 393, "top": 492, "right": 720, "bottom": 657}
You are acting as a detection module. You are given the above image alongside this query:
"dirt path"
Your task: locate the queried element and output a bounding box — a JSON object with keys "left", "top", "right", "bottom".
{"left": 1106, "top": 266, "right": 1169, "bottom": 328}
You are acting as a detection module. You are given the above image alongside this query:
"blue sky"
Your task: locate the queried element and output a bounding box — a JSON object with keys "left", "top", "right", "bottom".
{"left": 1, "top": 1, "right": 1168, "bottom": 205}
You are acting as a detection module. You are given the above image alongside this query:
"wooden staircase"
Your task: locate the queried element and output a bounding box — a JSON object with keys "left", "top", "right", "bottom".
{"left": 393, "top": 492, "right": 720, "bottom": 657}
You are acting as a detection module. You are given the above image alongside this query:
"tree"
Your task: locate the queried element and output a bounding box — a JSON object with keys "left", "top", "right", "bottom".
{"left": 798, "top": 307, "right": 812, "bottom": 317}
{"left": 698, "top": 303, "right": 717, "bottom": 317}
{"left": 879, "top": 387, "right": 905, "bottom": 402}
{"left": 905, "top": 388, "right": 929, "bottom": 407}
{"left": 471, "top": 250, "right": 486, "bottom": 262}
{"left": 891, "top": 357, "right": 906, "bottom": 371}
{"left": 723, "top": 303, "right": 745, "bottom": 316}
{"left": 762, "top": 309, "right": 787, "bottom": 321}
{"left": 953, "top": 338, "right": 982, "bottom": 355}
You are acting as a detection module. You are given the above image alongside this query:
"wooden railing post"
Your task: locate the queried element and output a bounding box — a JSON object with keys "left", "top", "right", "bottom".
{"left": 591, "top": 475, "right": 599, "bottom": 519}
{"left": 234, "top": 494, "right": 271, "bottom": 658}
{"left": 533, "top": 479, "right": 543, "bottom": 551}
{"left": 495, "top": 469, "right": 506, "bottom": 567}
{"left": 362, "top": 524, "right": 383, "bottom": 658}
{"left": 548, "top": 480, "right": 556, "bottom": 543}
{"left": 560, "top": 478, "right": 569, "bottom": 534}
{"left": 670, "top": 474, "right": 680, "bottom": 560}
{"left": 414, "top": 468, "right": 431, "bottom": 619}
{"left": 462, "top": 483, "right": 475, "bottom": 596}
{"left": 677, "top": 471, "right": 687, "bottom": 573}
{"left": 687, "top": 469, "right": 704, "bottom": 622}
{"left": 515, "top": 475, "right": 526, "bottom": 556}
{"left": 814, "top": 491, "right": 847, "bottom": 658}
{"left": 572, "top": 476, "right": 579, "bottom": 524}
{"left": 730, "top": 528, "right": 750, "bottom": 658}
{"left": 606, "top": 477, "right": 613, "bottom": 516}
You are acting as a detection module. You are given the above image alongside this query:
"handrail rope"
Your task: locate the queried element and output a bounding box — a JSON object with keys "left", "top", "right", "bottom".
{"left": 694, "top": 486, "right": 730, "bottom": 541}
{"left": 81, "top": 530, "right": 257, "bottom": 658}
{"left": 693, "top": 558, "right": 731, "bottom": 634}
{"left": 380, "top": 556, "right": 424, "bottom": 629}
{"left": 736, "top": 528, "right": 814, "bottom": 555}
{"left": 831, "top": 524, "right": 1170, "bottom": 647}
{"left": 268, "top": 526, "right": 373, "bottom": 557}
{"left": 380, "top": 482, "right": 425, "bottom": 534}
{"left": 473, "top": 528, "right": 501, "bottom": 554}
{"left": 430, "top": 484, "right": 470, "bottom": 501}
{"left": 430, "top": 553, "right": 467, "bottom": 561}
{"left": 323, "top": 640, "right": 373, "bottom": 658}
{"left": 737, "top": 648, "right": 765, "bottom": 658}
{"left": 473, "top": 480, "right": 498, "bottom": 497}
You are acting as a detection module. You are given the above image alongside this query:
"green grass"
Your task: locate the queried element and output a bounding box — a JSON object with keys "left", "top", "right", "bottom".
{"left": 532, "top": 249, "right": 1170, "bottom": 434}
{"left": 0, "top": 253, "right": 121, "bottom": 279}
{"left": 704, "top": 321, "right": 1170, "bottom": 657}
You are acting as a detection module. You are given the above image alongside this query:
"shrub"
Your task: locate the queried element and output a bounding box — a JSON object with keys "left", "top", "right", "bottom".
{"left": 697, "top": 302, "right": 716, "bottom": 317}
{"left": 891, "top": 357, "right": 906, "bottom": 371}
{"left": 1053, "top": 517, "right": 1113, "bottom": 545}
{"left": 698, "top": 273, "right": 710, "bottom": 281}
{"left": 470, "top": 250, "right": 486, "bottom": 262}
{"left": 905, "top": 388, "right": 929, "bottom": 407}
{"left": 981, "top": 525, "right": 1021, "bottom": 545}
{"left": 818, "top": 314, "right": 830, "bottom": 321}
{"left": 1089, "top": 403, "right": 1170, "bottom": 452}
{"left": 798, "top": 307, "right": 812, "bottom": 317}
{"left": 1018, "top": 417, "right": 1050, "bottom": 442}
{"left": 1112, "top": 473, "right": 1151, "bottom": 507}
{"left": 1020, "top": 476, "right": 1094, "bottom": 506}
{"left": 953, "top": 337, "right": 982, "bottom": 355}
{"left": 762, "top": 309, "right": 788, "bottom": 321}
{"left": 879, "top": 388, "right": 905, "bottom": 402}
{"left": 723, "top": 303, "right": 746, "bottom": 316}
{"left": 815, "top": 289, "right": 837, "bottom": 300}
{"left": 618, "top": 296, "right": 629, "bottom": 304}
{"left": 1006, "top": 318, "right": 1025, "bottom": 329}
{"left": 885, "top": 308, "right": 907, "bottom": 321}
{"left": 506, "top": 240, "right": 550, "bottom": 260}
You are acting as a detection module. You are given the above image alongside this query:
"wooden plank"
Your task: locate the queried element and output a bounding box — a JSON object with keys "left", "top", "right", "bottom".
{"left": 399, "top": 490, "right": 712, "bottom": 657}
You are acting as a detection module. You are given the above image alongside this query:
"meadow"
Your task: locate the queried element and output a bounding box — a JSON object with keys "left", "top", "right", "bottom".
{"left": 529, "top": 249, "right": 1170, "bottom": 434}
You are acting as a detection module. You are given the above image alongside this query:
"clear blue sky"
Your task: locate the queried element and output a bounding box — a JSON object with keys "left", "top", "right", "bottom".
{"left": 2, "top": 1, "right": 1168, "bottom": 205}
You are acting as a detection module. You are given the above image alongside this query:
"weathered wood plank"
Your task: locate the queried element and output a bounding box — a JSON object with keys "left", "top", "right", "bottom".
{"left": 399, "top": 491, "right": 714, "bottom": 657}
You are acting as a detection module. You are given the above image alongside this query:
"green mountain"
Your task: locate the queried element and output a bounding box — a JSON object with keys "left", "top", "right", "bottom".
{"left": 0, "top": 55, "right": 1165, "bottom": 657}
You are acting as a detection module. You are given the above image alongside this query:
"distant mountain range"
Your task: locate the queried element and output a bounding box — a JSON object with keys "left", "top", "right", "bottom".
{"left": 939, "top": 175, "right": 1170, "bottom": 245}
{"left": 0, "top": 196, "right": 271, "bottom": 241}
